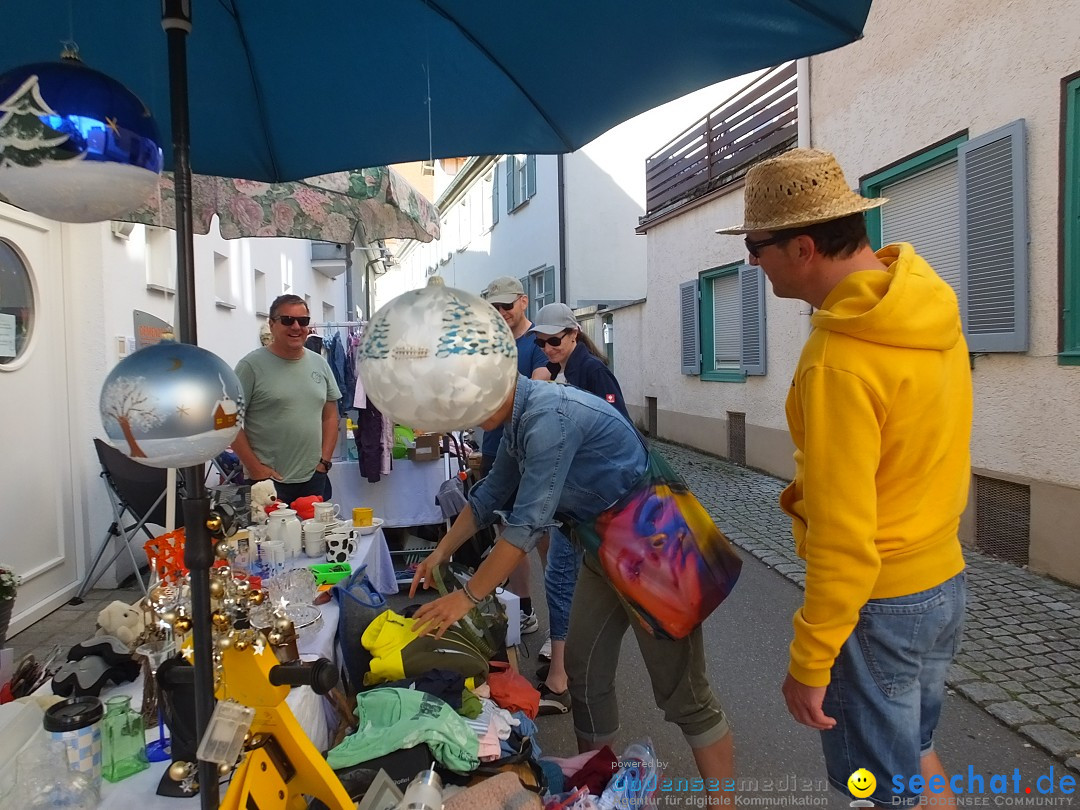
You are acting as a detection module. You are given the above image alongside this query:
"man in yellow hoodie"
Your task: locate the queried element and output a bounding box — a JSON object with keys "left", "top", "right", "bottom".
{"left": 718, "top": 149, "right": 971, "bottom": 807}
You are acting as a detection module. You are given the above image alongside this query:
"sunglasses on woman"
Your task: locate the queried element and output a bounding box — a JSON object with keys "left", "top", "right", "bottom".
{"left": 271, "top": 315, "right": 311, "bottom": 327}
{"left": 534, "top": 330, "right": 570, "bottom": 348}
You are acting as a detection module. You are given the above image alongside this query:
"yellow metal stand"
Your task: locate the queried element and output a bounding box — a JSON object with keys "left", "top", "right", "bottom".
{"left": 217, "top": 644, "right": 355, "bottom": 810}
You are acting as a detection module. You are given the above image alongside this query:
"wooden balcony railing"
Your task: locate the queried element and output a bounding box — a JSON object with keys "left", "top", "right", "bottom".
{"left": 642, "top": 62, "right": 798, "bottom": 223}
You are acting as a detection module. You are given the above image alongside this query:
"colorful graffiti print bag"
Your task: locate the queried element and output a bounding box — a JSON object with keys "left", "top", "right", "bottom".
{"left": 574, "top": 450, "right": 742, "bottom": 640}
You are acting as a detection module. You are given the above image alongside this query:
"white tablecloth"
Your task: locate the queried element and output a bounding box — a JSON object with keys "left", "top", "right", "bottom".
{"left": 328, "top": 456, "right": 452, "bottom": 528}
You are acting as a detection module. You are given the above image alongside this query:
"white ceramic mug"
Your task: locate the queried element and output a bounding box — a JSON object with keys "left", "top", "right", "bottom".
{"left": 313, "top": 502, "right": 341, "bottom": 523}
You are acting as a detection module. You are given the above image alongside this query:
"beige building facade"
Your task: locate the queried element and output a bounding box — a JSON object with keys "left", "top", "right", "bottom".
{"left": 621, "top": 0, "right": 1080, "bottom": 585}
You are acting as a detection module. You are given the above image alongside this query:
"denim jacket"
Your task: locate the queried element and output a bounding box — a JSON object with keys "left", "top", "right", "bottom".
{"left": 468, "top": 376, "right": 648, "bottom": 552}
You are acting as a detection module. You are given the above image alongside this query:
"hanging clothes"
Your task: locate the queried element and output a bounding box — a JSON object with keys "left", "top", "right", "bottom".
{"left": 354, "top": 400, "right": 384, "bottom": 483}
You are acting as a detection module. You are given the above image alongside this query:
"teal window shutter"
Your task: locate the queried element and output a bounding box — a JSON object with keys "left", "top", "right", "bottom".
{"left": 739, "top": 265, "right": 767, "bottom": 375}
{"left": 958, "top": 119, "right": 1028, "bottom": 352}
{"left": 543, "top": 265, "right": 555, "bottom": 305}
{"left": 1063, "top": 77, "right": 1080, "bottom": 365}
{"left": 679, "top": 280, "right": 700, "bottom": 375}
{"left": 492, "top": 163, "right": 500, "bottom": 225}
{"left": 506, "top": 156, "right": 518, "bottom": 212}
{"left": 526, "top": 155, "right": 537, "bottom": 200}
{"left": 519, "top": 274, "right": 530, "bottom": 318}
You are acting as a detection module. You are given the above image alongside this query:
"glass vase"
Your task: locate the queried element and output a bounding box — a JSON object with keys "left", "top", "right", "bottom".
{"left": 101, "top": 694, "right": 149, "bottom": 782}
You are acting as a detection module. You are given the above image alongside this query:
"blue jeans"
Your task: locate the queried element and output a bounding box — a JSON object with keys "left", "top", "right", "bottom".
{"left": 821, "top": 572, "right": 966, "bottom": 807}
{"left": 544, "top": 528, "right": 581, "bottom": 640}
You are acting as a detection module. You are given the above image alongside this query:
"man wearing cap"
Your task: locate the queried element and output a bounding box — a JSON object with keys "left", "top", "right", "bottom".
{"left": 718, "top": 149, "right": 971, "bottom": 806}
{"left": 478, "top": 276, "right": 551, "bottom": 634}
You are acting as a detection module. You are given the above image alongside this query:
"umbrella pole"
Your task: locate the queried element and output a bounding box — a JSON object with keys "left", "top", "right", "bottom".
{"left": 163, "top": 2, "right": 219, "bottom": 807}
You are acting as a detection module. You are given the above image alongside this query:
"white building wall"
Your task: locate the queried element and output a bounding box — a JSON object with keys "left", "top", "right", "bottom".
{"left": 386, "top": 156, "right": 560, "bottom": 308}
{"left": 1, "top": 208, "right": 347, "bottom": 612}
{"left": 564, "top": 79, "right": 757, "bottom": 307}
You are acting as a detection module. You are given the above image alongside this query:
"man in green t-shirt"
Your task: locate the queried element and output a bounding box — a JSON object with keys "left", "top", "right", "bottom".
{"left": 233, "top": 294, "right": 341, "bottom": 502}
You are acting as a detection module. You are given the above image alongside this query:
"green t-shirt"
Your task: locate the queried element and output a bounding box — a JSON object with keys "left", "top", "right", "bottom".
{"left": 235, "top": 347, "right": 341, "bottom": 483}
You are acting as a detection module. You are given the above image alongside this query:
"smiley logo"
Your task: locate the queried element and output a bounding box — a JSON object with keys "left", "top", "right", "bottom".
{"left": 847, "top": 768, "right": 876, "bottom": 798}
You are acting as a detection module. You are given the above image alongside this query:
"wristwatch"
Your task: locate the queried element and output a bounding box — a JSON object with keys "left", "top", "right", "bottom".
{"left": 318, "top": 458, "right": 333, "bottom": 472}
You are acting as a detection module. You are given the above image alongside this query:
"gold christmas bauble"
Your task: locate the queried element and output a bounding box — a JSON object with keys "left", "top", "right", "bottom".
{"left": 217, "top": 634, "right": 234, "bottom": 651}
{"left": 233, "top": 638, "right": 249, "bottom": 651}
{"left": 273, "top": 617, "right": 292, "bottom": 633}
{"left": 218, "top": 763, "right": 232, "bottom": 776}
{"left": 209, "top": 578, "right": 225, "bottom": 598}
{"left": 211, "top": 610, "right": 230, "bottom": 629}
{"left": 173, "top": 616, "right": 193, "bottom": 634}
{"left": 169, "top": 761, "right": 193, "bottom": 781}
{"left": 160, "top": 609, "right": 179, "bottom": 626}
{"left": 266, "top": 630, "right": 283, "bottom": 646}
{"left": 247, "top": 589, "right": 265, "bottom": 605}
{"left": 214, "top": 540, "right": 231, "bottom": 559}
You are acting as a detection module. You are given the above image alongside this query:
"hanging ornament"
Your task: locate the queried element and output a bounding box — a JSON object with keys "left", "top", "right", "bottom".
{"left": 358, "top": 276, "right": 518, "bottom": 432}
{"left": 100, "top": 340, "right": 244, "bottom": 468}
{"left": 0, "top": 50, "right": 163, "bottom": 222}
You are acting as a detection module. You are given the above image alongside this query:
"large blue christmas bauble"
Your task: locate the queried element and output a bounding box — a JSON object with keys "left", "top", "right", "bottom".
{"left": 0, "top": 57, "right": 163, "bottom": 222}
{"left": 100, "top": 342, "right": 243, "bottom": 469}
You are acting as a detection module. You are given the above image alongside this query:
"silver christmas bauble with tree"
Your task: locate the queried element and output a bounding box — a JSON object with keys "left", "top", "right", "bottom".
{"left": 359, "top": 277, "right": 518, "bottom": 432}
{"left": 100, "top": 341, "right": 243, "bottom": 469}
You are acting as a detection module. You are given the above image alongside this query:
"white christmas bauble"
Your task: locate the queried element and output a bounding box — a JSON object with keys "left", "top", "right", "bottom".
{"left": 359, "top": 277, "right": 517, "bottom": 432}
{"left": 100, "top": 341, "right": 243, "bottom": 468}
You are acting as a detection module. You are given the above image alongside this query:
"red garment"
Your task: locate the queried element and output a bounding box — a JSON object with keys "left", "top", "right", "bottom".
{"left": 567, "top": 745, "right": 619, "bottom": 795}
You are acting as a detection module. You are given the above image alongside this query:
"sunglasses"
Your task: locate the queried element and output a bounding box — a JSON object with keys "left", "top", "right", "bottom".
{"left": 491, "top": 300, "right": 518, "bottom": 312}
{"left": 271, "top": 315, "right": 311, "bottom": 327}
{"left": 744, "top": 235, "right": 788, "bottom": 258}
{"left": 534, "top": 330, "right": 571, "bottom": 348}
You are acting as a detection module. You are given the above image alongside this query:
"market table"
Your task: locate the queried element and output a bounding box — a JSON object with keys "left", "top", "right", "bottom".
{"left": 1, "top": 530, "right": 397, "bottom": 809}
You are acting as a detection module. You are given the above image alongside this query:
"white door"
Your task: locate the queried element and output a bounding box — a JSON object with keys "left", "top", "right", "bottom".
{"left": 0, "top": 206, "right": 79, "bottom": 634}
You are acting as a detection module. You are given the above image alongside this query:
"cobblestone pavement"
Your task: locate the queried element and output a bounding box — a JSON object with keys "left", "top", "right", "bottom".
{"left": 655, "top": 439, "right": 1080, "bottom": 773}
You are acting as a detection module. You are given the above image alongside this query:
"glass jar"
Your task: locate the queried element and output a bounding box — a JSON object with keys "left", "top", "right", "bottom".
{"left": 101, "top": 694, "right": 149, "bottom": 782}
{"left": 8, "top": 739, "right": 98, "bottom": 809}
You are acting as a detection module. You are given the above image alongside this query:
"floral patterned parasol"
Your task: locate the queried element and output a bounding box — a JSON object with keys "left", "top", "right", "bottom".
{"left": 122, "top": 164, "right": 439, "bottom": 244}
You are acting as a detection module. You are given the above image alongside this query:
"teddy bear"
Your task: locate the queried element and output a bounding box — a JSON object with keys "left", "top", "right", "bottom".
{"left": 250, "top": 478, "right": 278, "bottom": 523}
{"left": 96, "top": 599, "right": 148, "bottom": 649}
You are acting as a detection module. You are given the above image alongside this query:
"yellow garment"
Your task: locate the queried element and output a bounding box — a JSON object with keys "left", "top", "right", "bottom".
{"left": 781, "top": 243, "right": 971, "bottom": 687}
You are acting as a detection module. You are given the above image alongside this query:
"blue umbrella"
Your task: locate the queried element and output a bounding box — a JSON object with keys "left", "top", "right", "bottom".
{"left": 2, "top": 2, "right": 874, "bottom": 805}
{"left": 3, "top": 1, "right": 873, "bottom": 182}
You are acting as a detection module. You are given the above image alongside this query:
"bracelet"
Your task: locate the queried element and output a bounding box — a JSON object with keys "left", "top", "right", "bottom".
{"left": 462, "top": 581, "right": 482, "bottom": 605}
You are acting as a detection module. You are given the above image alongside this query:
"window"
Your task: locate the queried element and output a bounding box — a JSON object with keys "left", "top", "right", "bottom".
{"left": 679, "top": 263, "right": 767, "bottom": 380}
{"left": 1062, "top": 74, "right": 1080, "bottom": 365}
{"left": 506, "top": 154, "right": 536, "bottom": 213}
{"left": 145, "top": 226, "right": 176, "bottom": 295}
{"left": 862, "top": 120, "right": 1028, "bottom": 353}
{"left": 253, "top": 268, "right": 268, "bottom": 316}
{"left": 214, "top": 251, "right": 235, "bottom": 309}
{"left": 522, "top": 266, "right": 555, "bottom": 319}
{"left": 0, "top": 239, "right": 34, "bottom": 368}
{"left": 482, "top": 170, "right": 496, "bottom": 231}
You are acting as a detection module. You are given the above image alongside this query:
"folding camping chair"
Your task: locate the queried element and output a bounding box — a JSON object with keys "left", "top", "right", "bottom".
{"left": 73, "top": 439, "right": 184, "bottom": 602}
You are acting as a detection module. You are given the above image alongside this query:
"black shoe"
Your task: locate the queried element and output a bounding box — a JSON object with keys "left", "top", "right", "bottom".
{"left": 535, "top": 662, "right": 550, "bottom": 682}
{"left": 536, "top": 683, "right": 571, "bottom": 716}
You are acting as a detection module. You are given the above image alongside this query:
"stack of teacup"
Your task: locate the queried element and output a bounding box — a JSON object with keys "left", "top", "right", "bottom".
{"left": 302, "top": 501, "right": 343, "bottom": 559}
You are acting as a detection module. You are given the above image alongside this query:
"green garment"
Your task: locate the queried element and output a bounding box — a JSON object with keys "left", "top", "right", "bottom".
{"left": 458, "top": 688, "right": 483, "bottom": 719}
{"left": 234, "top": 347, "right": 340, "bottom": 482}
{"left": 327, "top": 687, "right": 479, "bottom": 774}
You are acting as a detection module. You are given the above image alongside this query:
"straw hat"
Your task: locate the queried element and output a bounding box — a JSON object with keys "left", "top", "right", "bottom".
{"left": 716, "top": 148, "right": 887, "bottom": 234}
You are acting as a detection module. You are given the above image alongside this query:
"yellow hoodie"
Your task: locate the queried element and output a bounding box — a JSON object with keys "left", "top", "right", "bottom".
{"left": 781, "top": 243, "right": 971, "bottom": 687}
